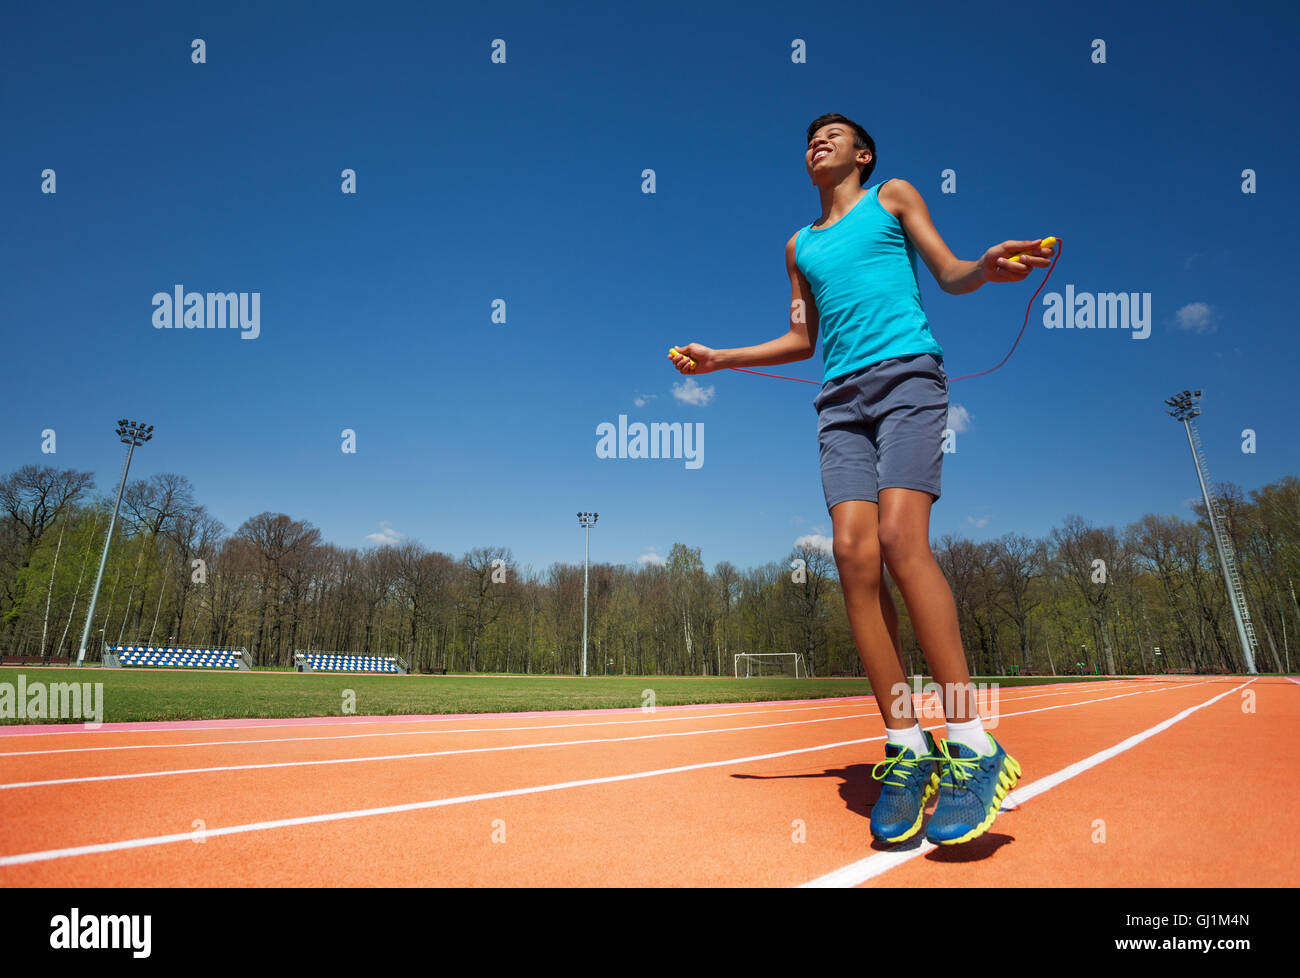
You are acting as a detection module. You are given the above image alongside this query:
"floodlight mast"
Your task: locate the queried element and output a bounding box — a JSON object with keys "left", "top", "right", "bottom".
{"left": 1164, "top": 391, "right": 1258, "bottom": 674}
{"left": 577, "top": 512, "right": 598, "bottom": 677}
{"left": 76, "top": 420, "right": 153, "bottom": 666}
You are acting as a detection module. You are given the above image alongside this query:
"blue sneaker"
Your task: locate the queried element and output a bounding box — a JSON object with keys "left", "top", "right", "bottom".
{"left": 925, "top": 734, "right": 1022, "bottom": 845}
{"left": 869, "top": 731, "right": 940, "bottom": 844}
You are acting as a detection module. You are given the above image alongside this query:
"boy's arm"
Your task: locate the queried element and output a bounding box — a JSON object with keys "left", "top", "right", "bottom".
{"left": 670, "top": 233, "right": 818, "bottom": 374}
{"left": 880, "top": 179, "right": 1054, "bottom": 295}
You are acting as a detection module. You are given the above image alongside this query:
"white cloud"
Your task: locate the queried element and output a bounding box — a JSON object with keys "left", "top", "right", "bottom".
{"left": 634, "top": 393, "right": 658, "bottom": 408}
{"left": 794, "top": 533, "right": 834, "bottom": 555}
{"left": 366, "top": 521, "right": 407, "bottom": 545}
{"left": 1175, "top": 302, "right": 1217, "bottom": 334}
{"left": 966, "top": 516, "right": 990, "bottom": 529}
{"left": 672, "top": 377, "right": 716, "bottom": 406}
{"left": 946, "top": 403, "right": 973, "bottom": 433}
{"left": 637, "top": 549, "right": 667, "bottom": 567}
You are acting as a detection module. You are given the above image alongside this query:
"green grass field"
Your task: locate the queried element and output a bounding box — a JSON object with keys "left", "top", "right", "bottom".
{"left": 0, "top": 665, "right": 1124, "bottom": 725}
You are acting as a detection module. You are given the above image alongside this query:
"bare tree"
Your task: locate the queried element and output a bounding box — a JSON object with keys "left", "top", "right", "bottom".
{"left": 460, "top": 547, "right": 514, "bottom": 672}
{"left": 0, "top": 465, "right": 95, "bottom": 634}
{"left": 992, "top": 533, "right": 1046, "bottom": 672}
{"left": 1052, "top": 516, "right": 1121, "bottom": 674}
{"left": 785, "top": 543, "right": 835, "bottom": 676}
{"left": 236, "top": 513, "right": 323, "bottom": 665}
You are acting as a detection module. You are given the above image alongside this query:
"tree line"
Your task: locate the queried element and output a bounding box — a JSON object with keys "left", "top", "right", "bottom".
{"left": 1, "top": 464, "right": 1296, "bottom": 675}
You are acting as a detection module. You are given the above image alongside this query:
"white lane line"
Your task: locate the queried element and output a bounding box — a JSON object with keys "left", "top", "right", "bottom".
{"left": 0, "top": 711, "right": 881, "bottom": 789}
{"left": 0, "top": 702, "right": 867, "bottom": 758}
{"left": 0, "top": 734, "right": 890, "bottom": 868}
{"left": 0, "top": 696, "right": 873, "bottom": 738}
{"left": 0, "top": 681, "right": 1200, "bottom": 790}
{"left": 0, "top": 680, "right": 1139, "bottom": 758}
{"left": 798, "top": 679, "right": 1253, "bottom": 888}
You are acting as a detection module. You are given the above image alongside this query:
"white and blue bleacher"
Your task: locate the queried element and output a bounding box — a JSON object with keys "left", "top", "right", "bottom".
{"left": 295, "top": 652, "right": 405, "bottom": 674}
{"left": 106, "top": 645, "right": 249, "bottom": 670}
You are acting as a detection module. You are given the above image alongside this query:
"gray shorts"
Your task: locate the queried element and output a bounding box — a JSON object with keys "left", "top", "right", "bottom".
{"left": 813, "top": 353, "right": 948, "bottom": 511}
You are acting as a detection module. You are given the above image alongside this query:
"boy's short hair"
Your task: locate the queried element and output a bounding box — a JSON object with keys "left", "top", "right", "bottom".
{"left": 806, "top": 113, "right": 876, "bottom": 186}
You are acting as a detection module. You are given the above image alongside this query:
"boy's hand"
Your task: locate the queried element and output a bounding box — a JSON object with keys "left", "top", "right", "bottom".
{"left": 981, "top": 239, "right": 1055, "bottom": 282}
{"left": 668, "top": 343, "right": 717, "bottom": 374}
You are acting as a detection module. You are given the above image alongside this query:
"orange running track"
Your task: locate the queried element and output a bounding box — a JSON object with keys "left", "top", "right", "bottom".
{"left": 1, "top": 677, "right": 1296, "bottom": 887}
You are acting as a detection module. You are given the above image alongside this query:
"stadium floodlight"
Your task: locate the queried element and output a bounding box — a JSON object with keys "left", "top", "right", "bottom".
{"left": 1165, "top": 390, "right": 1258, "bottom": 674}
{"left": 76, "top": 420, "right": 153, "bottom": 665}
{"left": 577, "top": 512, "right": 598, "bottom": 677}
{"left": 1165, "top": 389, "right": 1202, "bottom": 421}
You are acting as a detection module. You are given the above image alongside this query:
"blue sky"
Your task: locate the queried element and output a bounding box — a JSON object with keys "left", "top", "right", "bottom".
{"left": 3, "top": 1, "right": 1296, "bottom": 574}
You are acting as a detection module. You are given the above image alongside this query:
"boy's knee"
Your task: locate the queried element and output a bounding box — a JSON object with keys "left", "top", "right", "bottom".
{"left": 877, "top": 521, "right": 923, "bottom": 568}
{"left": 832, "top": 533, "right": 880, "bottom": 575}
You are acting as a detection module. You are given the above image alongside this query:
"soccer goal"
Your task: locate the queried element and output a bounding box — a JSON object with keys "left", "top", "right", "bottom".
{"left": 734, "top": 652, "right": 807, "bottom": 678}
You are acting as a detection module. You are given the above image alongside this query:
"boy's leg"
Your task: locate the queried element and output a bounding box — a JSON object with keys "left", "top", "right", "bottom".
{"left": 879, "top": 566, "right": 910, "bottom": 679}
{"left": 829, "top": 500, "right": 915, "bottom": 729}
{"left": 833, "top": 498, "right": 940, "bottom": 843}
{"left": 876, "top": 487, "right": 975, "bottom": 722}
{"left": 877, "top": 487, "right": 1022, "bottom": 844}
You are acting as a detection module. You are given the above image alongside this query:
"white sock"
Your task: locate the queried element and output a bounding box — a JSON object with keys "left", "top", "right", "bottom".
{"left": 945, "top": 717, "right": 993, "bottom": 756}
{"left": 885, "top": 723, "right": 929, "bottom": 758}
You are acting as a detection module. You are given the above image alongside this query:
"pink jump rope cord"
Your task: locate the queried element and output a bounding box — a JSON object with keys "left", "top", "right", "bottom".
{"left": 671, "top": 238, "right": 1060, "bottom": 385}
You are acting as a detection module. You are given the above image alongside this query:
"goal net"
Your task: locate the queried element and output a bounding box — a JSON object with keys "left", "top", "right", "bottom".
{"left": 734, "top": 652, "right": 807, "bottom": 678}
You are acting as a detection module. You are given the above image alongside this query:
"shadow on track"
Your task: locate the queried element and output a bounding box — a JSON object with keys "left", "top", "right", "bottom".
{"left": 732, "top": 763, "right": 881, "bottom": 819}
{"left": 733, "top": 765, "right": 1016, "bottom": 862}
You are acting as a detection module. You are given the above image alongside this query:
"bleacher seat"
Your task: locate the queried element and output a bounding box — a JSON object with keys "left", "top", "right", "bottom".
{"left": 301, "top": 653, "right": 400, "bottom": 674}
{"left": 109, "top": 646, "right": 243, "bottom": 669}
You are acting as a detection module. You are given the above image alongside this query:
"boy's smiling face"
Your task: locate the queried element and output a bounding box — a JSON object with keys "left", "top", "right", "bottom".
{"left": 806, "top": 123, "right": 872, "bottom": 186}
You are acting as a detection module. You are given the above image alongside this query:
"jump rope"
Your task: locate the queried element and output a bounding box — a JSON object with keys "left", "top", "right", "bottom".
{"left": 669, "top": 236, "right": 1059, "bottom": 385}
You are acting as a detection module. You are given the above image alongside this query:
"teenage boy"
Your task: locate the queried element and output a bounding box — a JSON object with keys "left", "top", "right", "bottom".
{"left": 670, "top": 113, "right": 1052, "bottom": 845}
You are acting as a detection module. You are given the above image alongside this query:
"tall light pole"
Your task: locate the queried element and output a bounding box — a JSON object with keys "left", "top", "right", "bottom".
{"left": 1165, "top": 389, "right": 1258, "bottom": 674}
{"left": 577, "top": 512, "right": 598, "bottom": 677}
{"left": 77, "top": 420, "right": 153, "bottom": 665}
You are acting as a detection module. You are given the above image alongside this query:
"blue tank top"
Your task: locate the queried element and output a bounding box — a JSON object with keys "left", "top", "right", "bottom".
{"left": 795, "top": 179, "right": 943, "bottom": 383}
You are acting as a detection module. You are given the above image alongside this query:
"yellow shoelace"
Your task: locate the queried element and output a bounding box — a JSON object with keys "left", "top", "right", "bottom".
{"left": 935, "top": 741, "right": 984, "bottom": 787}
{"left": 871, "top": 751, "right": 932, "bottom": 789}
